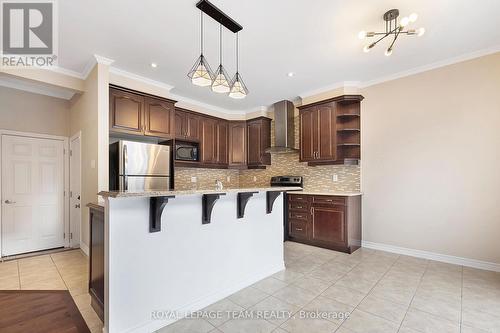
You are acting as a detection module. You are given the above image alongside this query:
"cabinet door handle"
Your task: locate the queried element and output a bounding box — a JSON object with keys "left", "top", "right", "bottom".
{"left": 295, "top": 215, "right": 303, "bottom": 218}
{"left": 310, "top": 207, "right": 313, "bottom": 215}
{"left": 296, "top": 228, "right": 303, "bottom": 231}
{"left": 296, "top": 206, "right": 303, "bottom": 209}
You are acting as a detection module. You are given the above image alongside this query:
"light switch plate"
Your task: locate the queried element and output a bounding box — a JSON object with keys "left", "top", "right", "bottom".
{"left": 332, "top": 174, "right": 339, "bottom": 182}
{"left": 191, "top": 176, "right": 197, "bottom": 183}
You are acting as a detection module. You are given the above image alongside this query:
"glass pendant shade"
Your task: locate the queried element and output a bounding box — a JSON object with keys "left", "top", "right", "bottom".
{"left": 188, "top": 54, "right": 214, "bottom": 87}
{"left": 211, "top": 64, "right": 231, "bottom": 93}
{"left": 229, "top": 72, "right": 248, "bottom": 99}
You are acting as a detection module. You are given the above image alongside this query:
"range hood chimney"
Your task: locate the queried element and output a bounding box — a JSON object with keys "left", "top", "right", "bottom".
{"left": 265, "top": 100, "right": 298, "bottom": 153}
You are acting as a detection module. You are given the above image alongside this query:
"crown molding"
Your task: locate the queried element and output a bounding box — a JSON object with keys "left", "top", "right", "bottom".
{"left": 94, "top": 54, "right": 115, "bottom": 66}
{"left": 0, "top": 76, "right": 75, "bottom": 100}
{"left": 49, "top": 66, "right": 86, "bottom": 79}
{"left": 298, "top": 46, "right": 500, "bottom": 100}
{"left": 359, "top": 45, "right": 500, "bottom": 89}
{"left": 298, "top": 81, "right": 360, "bottom": 100}
{"left": 170, "top": 93, "right": 247, "bottom": 118}
{"left": 109, "top": 67, "right": 174, "bottom": 92}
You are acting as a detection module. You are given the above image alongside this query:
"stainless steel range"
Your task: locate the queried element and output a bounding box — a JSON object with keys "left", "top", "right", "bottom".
{"left": 270, "top": 176, "right": 303, "bottom": 188}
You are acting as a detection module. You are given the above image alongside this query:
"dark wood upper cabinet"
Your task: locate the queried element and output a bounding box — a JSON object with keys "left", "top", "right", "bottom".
{"left": 228, "top": 121, "right": 247, "bottom": 168}
{"left": 109, "top": 87, "right": 177, "bottom": 139}
{"left": 109, "top": 88, "right": 144, "bottom": 135}
{"left": 175, "top": 109, "right": 199, "bottom": 142}
{"left": 216, "top": 120, "right": 228, "bottom": 165}
{"left": 200, "top": 117, "right": 217, "bottom": 164}
{"left": 300, "top": 107, "right": 315, "bottom": 161}
{"left": 144, "top": 97, "right": 175, "bottom": 139}
{"left": 247, "top": 117, "right": 271, "bottom": 167}
{"left": 316, "top": 103, "right": 336, "bottom": 161}
{"left": 298, "top": 95, "right": 363, "bottom": 165}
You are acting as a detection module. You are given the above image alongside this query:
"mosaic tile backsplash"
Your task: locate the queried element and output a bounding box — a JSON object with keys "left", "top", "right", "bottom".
{"left": 238, "top": 152, "right": 360, "bottom": 192}
{"left": 174, "top": 168, "right": 240, "bottom": 190}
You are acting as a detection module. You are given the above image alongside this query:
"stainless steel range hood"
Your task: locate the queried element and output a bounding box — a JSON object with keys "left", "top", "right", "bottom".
{"left": 265, "top": 100, "right": 298, "bottom": 153}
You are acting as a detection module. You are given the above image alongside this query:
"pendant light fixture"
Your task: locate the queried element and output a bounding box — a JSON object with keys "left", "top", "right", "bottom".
{"left": 187, "top": 11, "right": 214, "bottom": 87}
{"left": 211, "top": 23, "right": 232, "bottom": 93}
{"left": 229, "top": 32, "right": 249, "bottom": 99}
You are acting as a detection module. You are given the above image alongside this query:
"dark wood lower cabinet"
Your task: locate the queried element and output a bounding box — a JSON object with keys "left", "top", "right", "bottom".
{"left": 287, "top": 194, "right": 361, "bottom": 253}
{"left": 88, "top": 203, "right": 104, "bottom": 321}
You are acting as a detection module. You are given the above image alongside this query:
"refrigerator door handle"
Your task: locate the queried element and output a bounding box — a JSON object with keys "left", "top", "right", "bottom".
{"left": 123, "top": 144, "right": 128, "bottom": 191}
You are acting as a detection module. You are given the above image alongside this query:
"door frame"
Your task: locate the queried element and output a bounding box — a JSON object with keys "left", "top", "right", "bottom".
{"left": 0, "top": 130, "right": 70, "bottom": 258}
{"left": 69, "top": 131, "right": 82, "bottom": 248}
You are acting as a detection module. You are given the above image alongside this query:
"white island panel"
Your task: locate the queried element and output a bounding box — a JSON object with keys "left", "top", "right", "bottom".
{"left": 105, "top": 191, "right": 285, "bottom": 333}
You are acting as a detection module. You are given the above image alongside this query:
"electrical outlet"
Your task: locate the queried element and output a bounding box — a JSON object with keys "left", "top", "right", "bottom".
{"left": 90, "top": 160, "right": 96, "bottom": 169}
{"left": 191, "top": 176, "right": 197, "bottom": 183}
{"left": 332, "top": 174, "right": 339, "bottom": 182}
{"left": 226, "top": 176, "right": 231, "bottom": 182}
{"left": 253, "top": 176, "right": 257, "bottom": 182}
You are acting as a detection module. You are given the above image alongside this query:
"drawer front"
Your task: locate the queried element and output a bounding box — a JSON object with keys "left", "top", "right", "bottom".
{"left": 312, "top": 196, "right": 346, "bottom": 206}
{"left": 289, "top": 211, "right": 309, "bottom": 221}
{"left": 289, "top": 194, "right": 308, "bottom": 203}
{"left": 289, "top": 201, "right": 308, "bottom": 211}
{"left": 289, "top": 220, "right": 308, "bottom": 239}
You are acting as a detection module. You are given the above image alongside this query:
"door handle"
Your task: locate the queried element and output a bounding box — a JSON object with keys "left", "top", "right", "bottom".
{"left": 75, "top": 204, "right": 81, "bottom": 208}
{"left": 4, "top": 200, "right": 16, "bottom": 204}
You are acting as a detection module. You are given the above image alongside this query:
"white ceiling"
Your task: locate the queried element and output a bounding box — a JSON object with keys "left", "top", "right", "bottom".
{"left": 56, "top": 0, "right": 500, "bottom": 111}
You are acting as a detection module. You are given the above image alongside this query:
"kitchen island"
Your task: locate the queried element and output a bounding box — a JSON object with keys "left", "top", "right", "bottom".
{"left": 97, "top": 187, "right": 301, "bottom": 333}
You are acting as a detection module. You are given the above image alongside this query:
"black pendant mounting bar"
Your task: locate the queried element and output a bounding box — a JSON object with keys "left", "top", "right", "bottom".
{"left": 237, "top": 192, "right": 258, "bottom": 219}
{"left": 196, "top": 0, "right": 243, "bottom": 33}
{"left": 150, "top": 196, "right": 175, "bottom": 233}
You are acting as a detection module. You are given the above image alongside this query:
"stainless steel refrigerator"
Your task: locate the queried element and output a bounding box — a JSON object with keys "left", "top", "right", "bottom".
{"left": 109, "top": 140, "right": 171, "bottom": 191}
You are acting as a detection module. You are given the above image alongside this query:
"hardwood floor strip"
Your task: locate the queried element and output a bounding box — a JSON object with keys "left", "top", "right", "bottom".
{"left": 0, "top": 290, "right": 90, "bottom": 333}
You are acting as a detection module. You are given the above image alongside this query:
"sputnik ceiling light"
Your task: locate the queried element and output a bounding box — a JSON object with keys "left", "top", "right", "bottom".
{"left": 188, "top": 0, "right": 248, "bottom": 98}
{"left": 359, "top": 9, "right": 425, "bottom": 56}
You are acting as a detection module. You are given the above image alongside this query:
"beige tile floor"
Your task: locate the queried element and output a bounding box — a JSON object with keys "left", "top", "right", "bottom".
{"left": 0, "top": 249, "right": 103, "bottom": 333}
{"left": 157, "top": 241, "right": 500, "bottom": 333}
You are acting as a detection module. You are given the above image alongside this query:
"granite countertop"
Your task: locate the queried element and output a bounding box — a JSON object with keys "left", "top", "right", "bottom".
{"left": 288, "top": 191, "right": 362, "bottom": 196}
{"left": 99, "top": 187, "right": 303, "bottom": 198}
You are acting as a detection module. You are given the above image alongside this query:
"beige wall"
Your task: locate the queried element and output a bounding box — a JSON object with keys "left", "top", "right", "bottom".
{"left": 70, "top": 66, "right": 99, "bottom": 248}
{"left": 360, "top": 52, "right": 500, "bottom": 264}
{"left": 0, "top": 86, "right": 70, "bottom": 136}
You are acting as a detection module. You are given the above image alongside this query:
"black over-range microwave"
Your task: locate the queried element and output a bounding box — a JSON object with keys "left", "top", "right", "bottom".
{"left": 175, "top": 142, "right": 199, "bottom": 161}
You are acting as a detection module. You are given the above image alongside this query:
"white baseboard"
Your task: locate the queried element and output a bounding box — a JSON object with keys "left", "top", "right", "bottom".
{"left": 128, "top": 262, "right": 285, "bottom": 333}
{"left": 79, "top": 242, "right": 89, "bottom": 256}
{"left": 362, "top": 241, "right": 500, "bottom": 272}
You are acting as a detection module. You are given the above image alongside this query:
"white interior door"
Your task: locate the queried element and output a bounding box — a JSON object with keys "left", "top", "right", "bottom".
{"left": 69, "top": 135, "right": 81, "bottom": 248}
{"left": 1, "top": 134, "right": 65, "bottom": 256}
